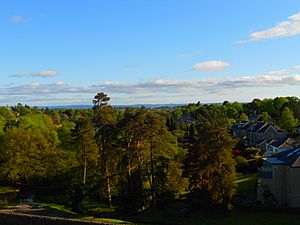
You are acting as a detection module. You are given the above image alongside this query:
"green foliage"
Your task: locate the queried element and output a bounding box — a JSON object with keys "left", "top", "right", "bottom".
{"left": 237, "top": 112, "right": 248, "bottom": 122}
{"left": 57, "top": 120, "right": 76, "bottom": 151}
{"left": 0, "top": 107, "right": 15, "bottom": 120}
{"left": 262, "top": 111, "right": 269, "bottom": 122}
{"left": 186, "top": 108, "right": 237, "bottom": 210}
{"left": 117, "top": 108, "right": 187, "bottom": 211}
{"left": 71, "top": 117, "right": 99, "bottom": 185}
{"left": 278, "top": 107, "right": 298, "bottom": 133}
{"left": 286, "top": 96, "right": 300, "bottom": 120}
{"left": 0, "top": 127, "right": 68, "bottom": 184}
{"left": 231, "top": 101, "right": 243, "bottom": 112}
{"left": 0, "top": 115, "right": 6, "bottom": 135}
{"left": 242, "top": 147, "right": 260, "bottom": 159}
{"left": 273, "top": 97, "right": 288, "bottom": 111}
{"left": 249, "top": 98, "right": 263, "bottom": 114}
{"left": 234, "top": 156, "right": 249, "bottom": 172}
{"left": 225, "top": 106, "right": 239, "bottom": 119}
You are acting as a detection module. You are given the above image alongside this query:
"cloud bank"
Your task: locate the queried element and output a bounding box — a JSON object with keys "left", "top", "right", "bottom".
{"left": 2, "top": 73, "right": 300, "bottom": 105}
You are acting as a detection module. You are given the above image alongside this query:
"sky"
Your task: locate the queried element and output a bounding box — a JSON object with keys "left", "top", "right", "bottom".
{"left": 1, "top": 0, "right": 300, "bottom": 106}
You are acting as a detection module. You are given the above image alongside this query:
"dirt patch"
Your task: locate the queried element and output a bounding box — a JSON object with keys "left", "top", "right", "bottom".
{"left": 0, "top": 204, "right": 76, "bottom": 218}
{"left": 0, "top": 212, "right": 119, "bottom": 225}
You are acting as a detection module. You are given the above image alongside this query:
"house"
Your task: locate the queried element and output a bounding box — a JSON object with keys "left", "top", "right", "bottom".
{"left": 265, "top": 138, "right": 300, "bottom": 156}
{"left": 178, "top": 114, "right": 194, "bottom": 125}
{"left": 232, "top": 121, "right": 288, "bottom": 150}
{"left": 257, "top": 148, "right": 300, "bottom": 207}
{"left": 232, "top": 121, "right": 248, "bottom": 138}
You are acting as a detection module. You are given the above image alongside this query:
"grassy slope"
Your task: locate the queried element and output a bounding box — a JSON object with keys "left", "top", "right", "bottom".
{"left": 236, "top": 173, "right": 257, "bottom": 194}
{"left": 3, "top": 175, "right": 300, "bottom": 225}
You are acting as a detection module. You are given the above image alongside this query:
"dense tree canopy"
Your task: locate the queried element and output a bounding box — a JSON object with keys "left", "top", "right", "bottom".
{"left": 0, "top": 95, "right": 299, "bottom": 214}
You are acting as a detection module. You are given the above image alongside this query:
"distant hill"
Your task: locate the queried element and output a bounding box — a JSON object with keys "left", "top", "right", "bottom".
{"left": 42, "top": 103, "right": 187, "bottom": 109}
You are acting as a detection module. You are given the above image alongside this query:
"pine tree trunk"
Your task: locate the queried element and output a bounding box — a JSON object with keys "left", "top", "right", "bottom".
{"left": 128, "top": 158, "right": 132, "bottom": 193}
{"left": 83, "top": 155, "right": 87, "bottom": 185}
{"left": 105, "top": 164, "right": 112, "bottom": 207}
{"left": 150, "top": 140, "right": 156, "bottom": 207}
{"left": 82, "top": 142, "right": 87, "bottom": 185}
{"left": 102, "top": 138, "right": 112, "bottom": 208}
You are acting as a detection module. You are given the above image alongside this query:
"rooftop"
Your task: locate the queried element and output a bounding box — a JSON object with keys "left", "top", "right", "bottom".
{"left": 266, "top": 148, "right": 300, "bottom": 167}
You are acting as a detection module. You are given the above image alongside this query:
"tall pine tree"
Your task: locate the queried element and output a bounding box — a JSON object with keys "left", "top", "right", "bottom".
{"left": 186, "top": 108, "right": 237, "bottom": 211}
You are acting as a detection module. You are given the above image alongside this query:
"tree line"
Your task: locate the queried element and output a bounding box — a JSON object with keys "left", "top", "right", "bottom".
{"left": 0, "top": 94, "right": 299, "bottom": 214}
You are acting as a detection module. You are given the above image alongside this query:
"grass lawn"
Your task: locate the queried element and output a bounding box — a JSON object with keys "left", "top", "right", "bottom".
{"left": 236, "top": 173, "right": 257, "bottom": 196}
{"left": 34, "top": 202, "right": 136, "bottom": 224}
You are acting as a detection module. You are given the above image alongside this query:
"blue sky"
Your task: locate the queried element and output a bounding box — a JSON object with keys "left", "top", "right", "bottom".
{"left": 1, "top": 0, "right": 300, "bottom": 106}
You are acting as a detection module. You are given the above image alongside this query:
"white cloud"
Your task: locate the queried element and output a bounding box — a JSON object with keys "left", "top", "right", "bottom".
{"left": 265, "top": 64, "right": 300, "bottom": 75}
{"left": 11, "top": 15, "right": 24, "bottom": 24}
{"left": 193, "top": 60, "right": 230, "bottom": 72}
{"left": 267, "top": 70, "right": 289, "bottom": 75}
{"left": 237, "top": 11, "right": 300, "bottom": 43}
{"left": 31, "top": 70, "right": 58, "bottom": 78}
{"left": 52, "top": 81, "right": 66, "bottom": 87}
{"left": 11, "top": 72, "right": 27, "bottom": 78}
{"left": 29, "top": 82, "right": 40, "bottom": 88}
{"left": 292, "top": 65, "right": 300, "bottom": 71}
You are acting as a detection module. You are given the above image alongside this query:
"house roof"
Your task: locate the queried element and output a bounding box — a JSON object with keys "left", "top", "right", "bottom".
{"left": 265, "top": 148, "right": 300, "bottom": 167}
{"left": 234, "top": 121, "right": 286, "bottom": 134}
{"left": 267, "top": 138, "right": 300, "bottom": 149}
{"left": 255, "top": 123, "right": 270, "bottom": 133}
{"left": 267, "top": 139, "right": 283, "bottom": 147}
{"left": 249, "top": 122, "right": 265, "bottom": 132}
{"left": 257, "top": 139, "right": 266, "bottom": 146}
{"left": 232, "top": 121, "right": 249, "bottom": 130}
{"left": 248, "top": 122, "right": 279, "bottom": 134}
{"left": 265, "top": 157, "right": 285, "bottom": 165}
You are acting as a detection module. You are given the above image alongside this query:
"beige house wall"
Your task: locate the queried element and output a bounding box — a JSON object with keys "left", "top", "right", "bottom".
{"left": 272, "top": 165, "right": 287, "bottom": 206}
{"left": 258, "top": 165, "right": 300, "bottom": 207}
{"left": 287, "top": 168, "right": 300, "bottom": 207}
{"left": 257, "top": 177, "right": 272, "bottom": 204}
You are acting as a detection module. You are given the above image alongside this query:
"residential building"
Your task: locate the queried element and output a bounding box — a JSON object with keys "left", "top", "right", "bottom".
{"left": 257, "top": 148, "right": 300, "bottom": 207}
{"left": 265, "top": 138, "right": 300, "bottom": 156}
{"left": 232, "top": 121, "right": 288, "bottom": 150}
